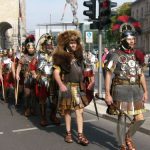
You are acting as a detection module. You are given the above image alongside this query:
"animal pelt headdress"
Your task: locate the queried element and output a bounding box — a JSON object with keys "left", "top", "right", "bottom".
{"left": 57, "top": 30, "right": 81, "bottom": 49}
{"left": 53, "top": 30, "right": 83, "bottom": 73}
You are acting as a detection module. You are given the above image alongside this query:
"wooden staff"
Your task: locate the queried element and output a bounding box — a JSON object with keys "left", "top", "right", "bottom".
{"left": 15, "top": 79, "right": 19, "bottom": 105}
{"left": 1, "top": 79, "right": 5, "bottom": 102}
{"left": 13, "top": 52, "right": 18, "bottom": 105}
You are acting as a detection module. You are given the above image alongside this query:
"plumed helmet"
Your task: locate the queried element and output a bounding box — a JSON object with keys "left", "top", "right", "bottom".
{"left": 121, "top": 30, "right": 136, "bottom": 40}
{"left": 25, "top": 34, "right": 35, "bottom": 46}
{"left": 112, "top": 15, "right": 142, "bottom": 36}
{"left": 24, "top": 34, "right": 35, "bottom": 54}
{"left": 38, "top": 33, "right": 54, "bottom": 53}
{"left": 57, "top": 30, "right": 81, "bottom": 49}
{"left": 112, "top": 15, "right": 142, "bottom": 50}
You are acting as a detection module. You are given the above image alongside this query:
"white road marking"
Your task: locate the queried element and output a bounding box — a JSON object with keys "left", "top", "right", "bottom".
{"left": 11, "top": 119, "right": 98, "bottom": 133}
{"left": 0, "top": 132, "right": 4, "bottom": 134}
{"left": 84, "top": 119, "right": 98, "bottom": 123}
{"left": 12, "top": 127, "right": 38, "bottom": 133}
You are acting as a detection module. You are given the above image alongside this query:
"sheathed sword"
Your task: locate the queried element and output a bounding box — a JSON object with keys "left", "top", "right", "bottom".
{"left": 112, "top": 103, "right": 132, "bottom": 122}
{"left": 112, "top": 102, "right": 145, "bottom": 138}
{"left": 95, "top": 93, "right": 145, "bottom": 137}
{"left": 92, "top": 95, "right": 99, "bottom": 120}
{"left": 95, "top": 92, "right": 132, "bottom": 122}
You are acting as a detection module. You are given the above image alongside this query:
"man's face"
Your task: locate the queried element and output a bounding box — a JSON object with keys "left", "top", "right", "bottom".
{"left": 45, "top": 44, "right": 53, "bottom": 52}
{"left": 126, "top": 36, "right": 136, "bottom": 49}
{"left": 8, "top": 51, "right": 13, "bottom": 56}
{"left": 27, "top": 43, "right": 35, "bottom": 54}
{"left": 69, "top": 41, "right": 77, "bottom": 51}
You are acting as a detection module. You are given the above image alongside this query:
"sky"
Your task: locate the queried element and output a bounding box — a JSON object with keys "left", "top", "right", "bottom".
{"left": 26, "top": 0, "right": 135, "bottom": 32}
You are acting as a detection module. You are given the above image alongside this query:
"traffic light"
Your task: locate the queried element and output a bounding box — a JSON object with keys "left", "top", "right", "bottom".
{"left": 99, "top": 0, "right": 117, "bottom": 29}
{"left": 83, "top": 0, "right": 96, "bottom": 20}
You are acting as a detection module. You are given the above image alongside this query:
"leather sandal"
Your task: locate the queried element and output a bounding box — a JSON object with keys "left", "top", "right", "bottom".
{"left": 77, "top": 133, "right": 89, "bottom": 146}
{"left": 65, "top": 132, "right": 73, "bottom": 143}
{"left": 120, "top": 144, "right": 127, "bottom": 150}
{"left": 40, "top": 119, "right": 48, "bottom": 127}
{"left": 24, "top": 108, "right": 31, "bottom": 117}
{"left": 50, "top": 115, "right": 61, "bottom": 125}
{"left": 125, "top": 137, "right": 136, "bottom": 150}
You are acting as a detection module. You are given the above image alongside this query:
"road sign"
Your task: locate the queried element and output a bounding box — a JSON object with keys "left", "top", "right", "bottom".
{"left": 85, "top": 31, "right": 93, "bottom": 43}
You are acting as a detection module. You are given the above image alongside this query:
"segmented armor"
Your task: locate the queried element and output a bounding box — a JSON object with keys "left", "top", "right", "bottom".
{"left": 19, "top": 53, "right": 36, "bottom": 88}
{"left": 1, "top": 53, "right": 14, "bottom": 88}
{"left": 36, "top": 52, "right": 53, "bottom": 89}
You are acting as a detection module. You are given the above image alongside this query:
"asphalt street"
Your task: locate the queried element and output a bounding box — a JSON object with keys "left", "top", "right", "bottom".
{"left": 0, "top": 101, "right": 150, "bottom": 150}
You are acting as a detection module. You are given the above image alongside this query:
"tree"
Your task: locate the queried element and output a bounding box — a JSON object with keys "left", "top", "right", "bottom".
{"left": 105, "top": 2, "right": 132, "bottom": 47}
{"left": 117, "top": 2, "right": 131, "bottom": 16}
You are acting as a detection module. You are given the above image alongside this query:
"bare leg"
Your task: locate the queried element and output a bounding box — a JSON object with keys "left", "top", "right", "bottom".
{"left": 75, "top": 108, "right": 89, "bottom": 146}
{"left": 64, "top": 109, "right": 73, "bottom": 143}
{"left": 64, "top": 109, "right": 71, "bottom": 132}
{"left": 75, "top": 108, "right": 83, "bottom": 133}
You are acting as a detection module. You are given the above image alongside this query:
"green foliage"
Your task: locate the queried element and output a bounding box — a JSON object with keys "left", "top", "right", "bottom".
{"left": 105, "top": 2, "right": 132, "bottom": 47}
{"left": 117, "top": 2, "right": 132, "bottom": 16}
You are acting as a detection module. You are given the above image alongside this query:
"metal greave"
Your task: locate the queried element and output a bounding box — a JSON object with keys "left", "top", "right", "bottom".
{"left": 117, "top": 114, "right": 127, "bottom": 145}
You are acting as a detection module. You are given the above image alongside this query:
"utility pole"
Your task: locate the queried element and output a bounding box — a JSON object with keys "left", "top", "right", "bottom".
{"left": 83, "top": 0, "right": 117, "bottom": 97}
{"left": 98, "top": 30, "right": 103, "bottom": 97}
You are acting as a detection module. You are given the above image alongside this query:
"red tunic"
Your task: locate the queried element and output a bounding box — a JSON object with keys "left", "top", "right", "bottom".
{"left": 2, "top": 56, "right": 15, "bottom": 88}
{"left": 30, "top": 57, "right": 49, "bottom": 101}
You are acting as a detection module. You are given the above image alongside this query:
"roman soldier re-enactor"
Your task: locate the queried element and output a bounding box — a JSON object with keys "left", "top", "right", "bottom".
{"left": 0, "top": 49, "right": 3, "bottom": 100}
{"left": 16, "top": 34, "right": 36, "bottom": 117}
{"left": 30, "top": 33, "right": 60, "bottom": 126}
{"left": 53, "top": 30, "right": 94, "bottom": 145}
{"left": 104, "top": 15, "right": 148, "bottom": 150}
{"left": 83, "top": 51, "right": 96, "bottom": 103}
{"left": 14, "top": 42, "right": 27, "bottom": 105}
{"left": 1, "top": 48, "right": 15, "bottom": 103}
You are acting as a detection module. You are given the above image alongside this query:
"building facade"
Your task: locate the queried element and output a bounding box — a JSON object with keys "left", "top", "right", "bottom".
{"left": 131, "top": 0, "right": 150, "bottom": 53}
{"left": 0, "top": 0, "right": 26, "bottom": 49}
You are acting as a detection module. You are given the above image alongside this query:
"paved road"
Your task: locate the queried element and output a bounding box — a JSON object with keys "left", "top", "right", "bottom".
{"left": 0, "top": 101, "right": 150, "bottom": 150}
